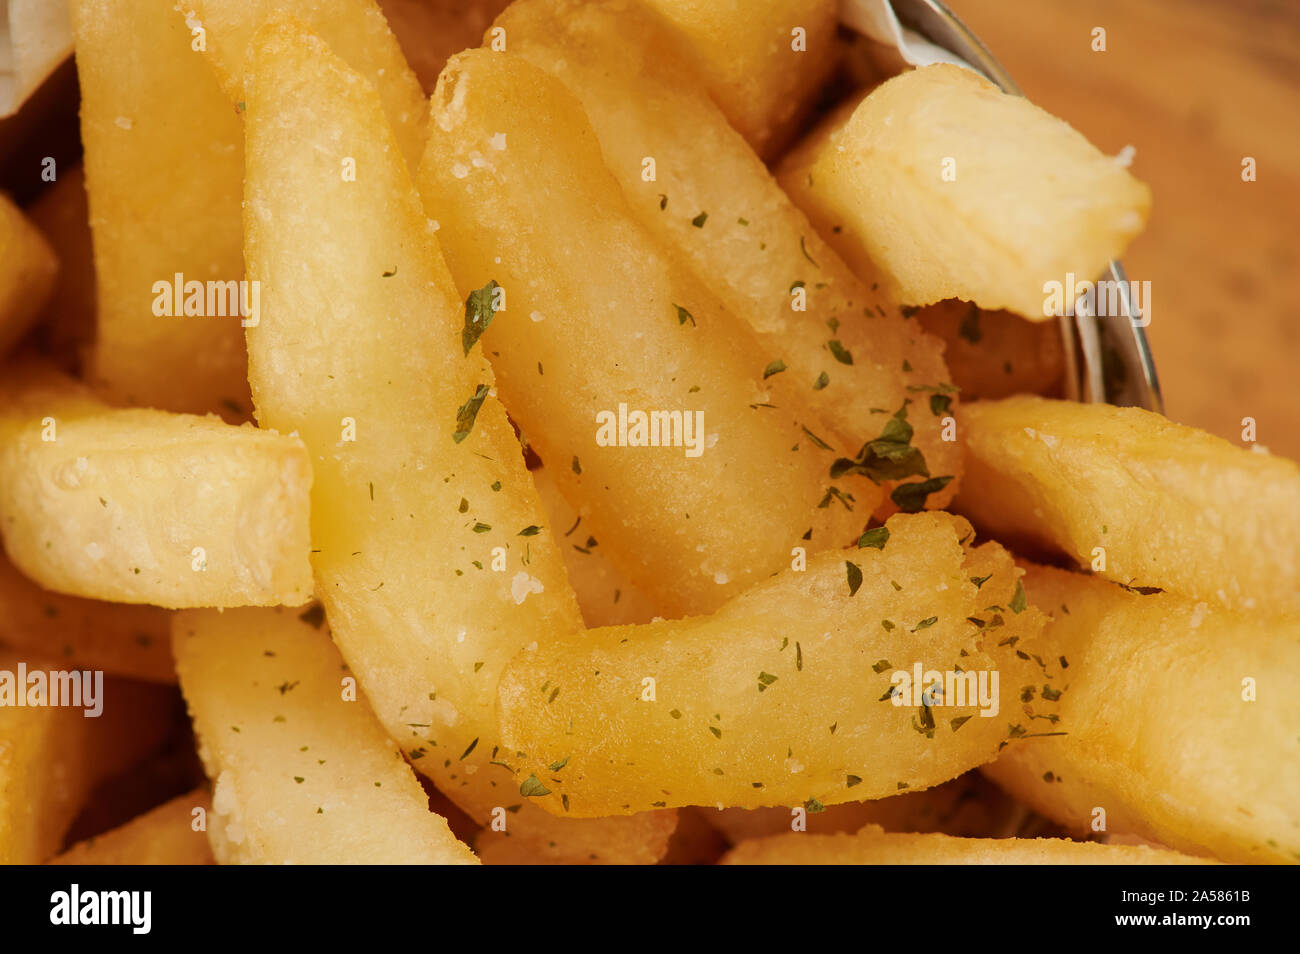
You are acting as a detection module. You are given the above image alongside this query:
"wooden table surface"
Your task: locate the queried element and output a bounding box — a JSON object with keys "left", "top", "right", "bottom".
{"left": 948, "top": 0, "right": 1300, "bottom": 460}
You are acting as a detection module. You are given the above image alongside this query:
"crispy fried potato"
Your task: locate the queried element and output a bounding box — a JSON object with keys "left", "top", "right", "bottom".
{"left": 720, "top": 824, "right": 1211, "bottom": 865}
{"left": 420, "top": 48, "right": 867, "bottom": 616}
{"left": 637, "top": 0, "right": 838, "bottom": 158}
{"left": 173, "top": 606, "right": 478, "bottom": 864}
{"left": 983, "top": 563, "right": 1300, "bottom": 865}
{"left": 474, "top": 810, "right": 678, "bottom": 866}
{"left": 498, "top": 512, "right": 1051, "bottom": 817}
{"left": 72, "top": 0, "right": 249, "bottom": 418}
{"left": 0, "top": 0, "right": 74, "bottom": 117}
{"left": 0, "top": 653, "right": 178, "bottom": 863}
{"left": 50, "top": 790, "right": 214, "bottom": 865}
{"left": 243, "top": 20, "right": 673, "bottom": 864}
{"left": 27, "top": 165, "right": 96, "bottom": 371}
{"left": 0, "top": 553, "right": 174, "bottom": 682}
{"left": 0, "top": 363, "right": 313, "bottom": 608}
{"left": 186, "top": 0, "right": 427, "bottom": 171}
{"left": 499, "top": 0, "right": 960, "bottom": 516}
{"left": 778, "top": 64, "right": 1151, "bottom": 321}
{"left": 956, "top": 396, "right": 1300, "bottom": 614}
{"left": 914, "top": 300, "right": 1064, "bottom": 400}
{"left": 0, "top": 191, "right": 57, "bottom": 359}
{"left": 378, "top": 0, "right": 512, "bottom": 93}
{"left": 532, "top": 465, "right": 659, "bottom": 627}
{"left": 708, "top": 772, "right": 1042, "bottom": 844}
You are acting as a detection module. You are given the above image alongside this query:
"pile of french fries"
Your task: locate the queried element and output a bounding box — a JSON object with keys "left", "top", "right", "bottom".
{"left": 0, "top": 0, "right": 1294, "bottom": 866}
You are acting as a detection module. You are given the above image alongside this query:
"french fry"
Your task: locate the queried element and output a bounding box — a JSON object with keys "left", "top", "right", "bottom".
{"left": 498, "top": 512, "right": 1052, "bottom": 817}
{"left": 498, "top": 0, "right": 961, "bottom": 516}
{"left": 378, "top": 0, "right": 513, "bottom": 93}
{"left": 27, "top": 165, "right": 96, "bottom": 371}
{"left": 636, "top": 0, "right": 838, "bottom": 159}
{"left": 474, "top": 810, "right": 678, "bottom": 866}
{"left": 707, "top": 772, "right": 1042, "bottom": 844}
{"left": 778, "top": 64, "right": 1151, "bottom": 321}
{"left": 913, "top": 301, "right": 1065, "bottom": 401}
{"left": 956, "top": 396, "right": 1300, "bottom": 614}
{"left": 720, "top": 824, "right": 1212, "bottom": 865}
{"left": 420, "top": 48, "right": 867, "bottom": 616}
{"left": 532, "top": 464, "right": 660, "bottom": 627}
{"left": 0, "top": 652, "right": 178, "bottom": 864}
{"left": 0, "top": 363, "right": 313, "bottom": 608}
{"left": 242, "top": 19, "right": 674, "bottom": 863}
{"left": 0, "top": 553, "right": 175, "bottom": 683}
{"left": 173, "top": 607, "right": 477, "bottom": 864}
{"left": 0, "top": 191, "right": 57, "bottom": 359}
{"left": 983, "top": 563, "right": 1300, "bottom": 865}
{"left": 185, "top": 0, "right": 428, "bottom": 171}
{"left": 72, "top": 0, "right": 250, "bottom": 418}
{"left": 50, "top": 790, "right": 214, "bottom": 865}
{"left": 0, "top": 0, "right": 74, "bottom": 117}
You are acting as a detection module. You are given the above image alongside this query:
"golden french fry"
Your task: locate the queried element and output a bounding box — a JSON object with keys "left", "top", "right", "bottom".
{"left": 0, "top": 363, "right": 313, "bottom": 608}
{"left": 186, "top": 0, "right": 427, "bottom": 171}
{"left": 637, "top": 0, "right": 838, "bottom": 158}
{"left": 778, "top": 64, "right": 1151, "bottom": 321}
{"left": 378, "top": 0, "right": 512, "bottom": 93}
{"left": 499, "top": 0, "right": 961, "bottom": 516}
{"left": 721, "top": 824, "right": 1212, "bottom": 865}
{"left": 914, "top": 301, "right": 1065, "bottom": 401}
{"left": 243, "top": 19, "right": 673, "bottom": 863}
{"left": 421, "top": 48, "right": 867, "bottom": 616}
{"left": 173, "top": 606, "right": 478, "bottom": 864}
{"left": 72, "top": 0, "right": 250, "bottom": 418}
{"left": 708, "top": 771, "right": 1040, "bottom": 844}
{"left": 0, "top": 553, "right": 175, "bottom": 683}
{"left": 0, "top": 0, "right": 74, "bottom": 117}
{"left": 956, "top": 396, "right": 1300, "bottom": 614}
{"left": 474, "top": 810, "right": 678, "bottom": 866}
{"left": 27, "top": 165, "right": 96, "bottom": 370}
{"left": 0, "top": 652, "right": 178, "bottom": 863}
{"left": 498, "top": 512, "right": 1052, "bottom": 817}
{"left": 531, "top": 464, "right": 660, "bottom": 627}
{"left": 0, "top": 191, "right": 57, "bottom": 359}
{"left": 50, "top": 790, "right": 214, "bottom": 865}
{"left": 983, "top": 563, "right": 1300, "bottom": 865}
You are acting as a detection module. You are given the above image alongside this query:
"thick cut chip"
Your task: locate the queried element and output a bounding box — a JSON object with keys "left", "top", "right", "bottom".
{"left": 474, "top": 810, "right": 678, "bottom": 866}
{"left": 498, "top": 0, "right": 960, "bottom": 516}
{"left": 708, "top": 772, "right": 1046, "bottom": 844}
{"left": 0, "top": 553, "right": 175, "bottom": 683}
{"left": 242, "top": 19, "right": 674, "bottom": 863}
{"left": 420, "top": 48, "right": 866, "bottom": 616}
{"left": 173, "top": 607, "right": 478, "bottom": 864}
{"left": 637, "top": 0, "right": 838, "bottom": 158}
{"left": 778, "top": 64, "right": 1151, "bottom": 321}
{"left": 721, "top": 824, "right": 1211, "bottom": 865}
{"left": 50, "top": 790, "right": 214, "bottom": 865}
{"left": 498, "top": 512, "right": 1052, "bottom": 817}
{"left": 0, "top": 652, "right": 178, "bottom": 864}
{"left": 983, "top": 564, "right": 1300, "bottom": 865}
{"left": 0, "top": 364, "right": 313, "bottom": 608}
{"left": 185, "top": 0, "right": 427, "bottom": 171}
{"left": 956, "top": 396, "right": 1300, "bottom": 614}
{"left": 532, "top": 465, "right": 659, "bottom": 627}
{"left": 72, "top": 0, "right": 250, "bottom": 418}
{"left": 0, "top": 0, "right": 74, "bottom": 117}
{"left": 914, "top": 301, "right": 1064, "bottom": 401}
{"left": 0, "top": 191, "right": 57, "bottom": 359}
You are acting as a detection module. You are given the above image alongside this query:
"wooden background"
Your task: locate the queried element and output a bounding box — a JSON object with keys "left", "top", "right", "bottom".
{"left": 949, "top": 0, "right": 1300, "bottom": 459}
